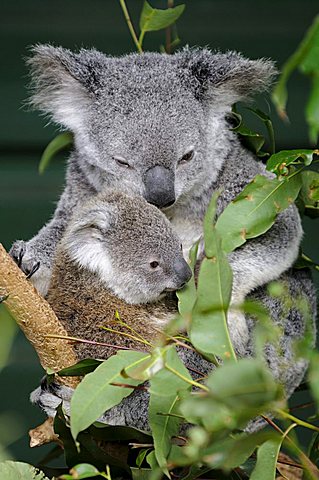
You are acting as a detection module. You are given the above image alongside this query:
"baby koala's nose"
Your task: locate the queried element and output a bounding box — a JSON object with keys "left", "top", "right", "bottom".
{"left": 174, "top": 257, "right": 192, "bottom": 289}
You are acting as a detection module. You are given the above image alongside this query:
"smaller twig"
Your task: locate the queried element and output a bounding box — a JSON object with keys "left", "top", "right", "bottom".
{"left": 119, "top": 0, "right": 142, "bottom": 53}
{"left": 129, "top": 443, "right": 154, "bottom": 449}
{"left": 45, "top": 334, "right": 133, "bottom": 350}
{"left": 110, "top": 382, "right": 148, "bottom": 391}
{"left": 165, "top": 364, "right": 209, "bottom": 392}
{"left": 290, "top": 401, "right": 315, "bottom": 411}
{"left": 276, "top": 408, "right": 319, "bottom": 433}
{"left": 99, "top": 325, "right": 153, "bottom": 348}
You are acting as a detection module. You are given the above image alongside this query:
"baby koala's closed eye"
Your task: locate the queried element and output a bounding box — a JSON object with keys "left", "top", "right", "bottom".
{"left": 46, "top": 189, "right": 192, "bottom": 360}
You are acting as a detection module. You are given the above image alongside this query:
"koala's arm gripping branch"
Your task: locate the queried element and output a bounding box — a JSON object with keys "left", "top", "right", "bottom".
{"left": 0, "top": 243, "right": 78, "bottom": 389}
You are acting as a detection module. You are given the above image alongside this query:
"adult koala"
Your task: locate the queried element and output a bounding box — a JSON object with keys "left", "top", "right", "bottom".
{"left": 11, "top": 45, "right": 313, "bottom": 356}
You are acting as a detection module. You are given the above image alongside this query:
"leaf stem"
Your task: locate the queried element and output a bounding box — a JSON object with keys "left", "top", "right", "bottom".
{"left": 99, "top": 325, "right": 153, "bottom": 348}
{"left": 45, "top": 334, "right": 133, "bottom": 350}
{"left": 276, "top": 408, "right": 319, "bottom": 433}
{"left": 119, "top": 0, "right": 143, "bottom": 53}
{"left": 165, "top": 364, "right": 209, "bottom": 392}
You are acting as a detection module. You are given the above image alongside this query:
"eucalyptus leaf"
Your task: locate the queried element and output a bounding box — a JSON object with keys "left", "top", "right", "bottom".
{"left": 309, "top": 352, "right": 319, "bottom": 412}
{"left": 199, "top": 432, "right": 278, "bottom": 470}
{"left": 230, "top": 111, "right": 265, "bottom": 155}
{"left": 70, "top": 350, "right": 149, "bottom": 439}
{"left": 266, "top": 149, "right": 318, "bottom": 175}
{"left": 297, "top": 170, "right": 319, "bottom": 217}
{"left": 131, "top": 467, "right": 153, "bottom": 480}
{"left": 250, "top": 437, "right": 282, "bottom": 480}
{"left": 139, "top": 1, "right": 185, "bottom": 33}
{"left": 0, "top": 461, "right": 49, "bottom": 480}
{"left": 306, "top": 74, "right": 319, "bottom": 144}
{"left": 272, "top": 15, "right": 319, "bottom": 117}
{"left": 177, "top": 241, "right": 199, "bottom": 319}
{"left": 190, "top": 255, "right": 235, "bottom": 362}
{"left": 60, "top": 463, "right": 104, "bottom": 479}
{"left": 180, "top": 359, "right": 282, "bottom": 433}
{"left": 149, "top": 348, "right": 191, "bottom": 477}
{"left": 58, "top": 358, "right": 102, "bottom": 377}
{"left": 215, "top": 173, "right": 302, "bottom": 253}
{"left": 38, "top": 132, "right": 73, "bottom": 174}
{"left": 188, "top": 192, "right": 235, "bottom": 362}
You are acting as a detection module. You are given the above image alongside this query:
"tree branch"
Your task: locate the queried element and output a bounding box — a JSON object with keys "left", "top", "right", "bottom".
{"left": 0, "top": 243, "right": 79, "bottom": 388}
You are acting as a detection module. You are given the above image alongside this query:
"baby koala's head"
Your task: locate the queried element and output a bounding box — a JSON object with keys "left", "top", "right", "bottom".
{"left": 60, "top": 190, "right": 192, "bottom": 304}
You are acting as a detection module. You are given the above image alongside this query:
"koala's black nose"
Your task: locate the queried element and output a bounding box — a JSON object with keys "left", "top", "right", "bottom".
{"left": 143, "top": 165, "right": 175, "bottom": 209}
{"left": 174, "top": 257, "right": 192, "bottom": 289}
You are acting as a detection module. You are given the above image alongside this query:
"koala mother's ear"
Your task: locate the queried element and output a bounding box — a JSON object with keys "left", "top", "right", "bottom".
{"left": 175, "top": 47, "right": 277, "bottom": 110}
{"left": 27, "top": 44, "right": 106, "bottom": 132}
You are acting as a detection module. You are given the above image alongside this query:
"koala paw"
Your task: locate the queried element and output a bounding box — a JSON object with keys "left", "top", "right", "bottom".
{"left": 10, "top": 240, "right": 51, "bottom": 296}
{"left": 30, "top": 379, "right": 73, "bottom": 418}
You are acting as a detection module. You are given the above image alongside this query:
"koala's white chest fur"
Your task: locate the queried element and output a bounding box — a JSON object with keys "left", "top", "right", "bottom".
{"left": 169, "top": 216, "right": 203, "bottom": 260}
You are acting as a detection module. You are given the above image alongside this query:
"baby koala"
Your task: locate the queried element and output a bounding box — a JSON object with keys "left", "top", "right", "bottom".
{"left": 46, "top": 190, "right": 192, "bottom": 360}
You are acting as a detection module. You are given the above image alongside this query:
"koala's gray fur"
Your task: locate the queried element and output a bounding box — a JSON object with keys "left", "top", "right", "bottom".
{"left": 11, "top": 45, "right": 315, "bottom": 429}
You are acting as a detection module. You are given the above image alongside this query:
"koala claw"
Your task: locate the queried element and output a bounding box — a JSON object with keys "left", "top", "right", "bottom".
{"left": 9, "top": 240, "right": 51, "bottom": 296}
{"left": 10, "top": 240, "right": 26, "bottom": 268}
{"left": 30, "top": 380, "right": 73, "bottom": 418}
{"left": 26, "top": 261, "right": 41, "bottom": 279}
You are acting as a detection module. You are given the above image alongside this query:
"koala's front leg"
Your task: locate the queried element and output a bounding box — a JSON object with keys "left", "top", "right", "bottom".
{"left": 226, "top": 205, "right": 302, "bottom": 353}
{"left": 30, "top": 380, "right": 151, "bottom": 432}
{"left": 10, "top": 186, "right": 77, "bottom": 296}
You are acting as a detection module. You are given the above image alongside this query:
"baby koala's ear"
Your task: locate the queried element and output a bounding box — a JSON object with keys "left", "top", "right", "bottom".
{"left": 175, "top": 47, "right": 277, "bottom": 109}
{"left": 72, "top": 205, "right": 116, "bottom": 237}
{"left": 27, "top": 44, "right": 107, "bottom": 132}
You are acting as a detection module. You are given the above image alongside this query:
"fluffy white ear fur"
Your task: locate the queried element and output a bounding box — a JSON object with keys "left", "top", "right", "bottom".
{"left": 27, "top": 45, "right": 92, "bottom": 132}
{"left": 61, "top": 206, "right": 115, "bottom": 280}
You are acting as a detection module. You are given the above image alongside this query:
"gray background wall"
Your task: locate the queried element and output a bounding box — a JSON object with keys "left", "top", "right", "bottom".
{"left": 0, "top": 0, "right": 318, "bottom": 465}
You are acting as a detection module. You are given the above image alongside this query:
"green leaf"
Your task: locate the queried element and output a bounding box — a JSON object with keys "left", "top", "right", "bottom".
{"left": 0, "top": 461, "right": 49, "bottom": 480}
{"left": 60, "top": 463, "right": 104, "bottom": 479}
{"left": 309, "top": 352, "right": 319, "bottom": 412}
{"left": 131, "top": 467, "right": 153, "bottom": 480}
{"left": 0, "top": 307, "right": 17, "bottom": 372}
{"left": 297, "top": 170, "right": 319, "bottom": 217}
{"left": 136, "top": 448, "right": 151, "bottom": 469}
{"left": 272, "top": 15, "right": 319, "bottom": 117}
{"left": 306, "top": 74, "right": 319, "bottom": 144}
{"left": 199, "top": 432, "right": 279, "bottom": 470}
{"left": 58, "top": 358, "right": 102, "bottom": 377}
{"left": 250, "top": 437, "right": 282, "bottom": 480}
{"left": 294, "top": 252, "right": 319, "bottom": 271}
{"left": 149, "top": 348, "right": 191, "bottom": 477}
{"left": 177, "top": 241, "right": 199, "bottom": 319}
{"left": 266, "top": 149, "right": 318, "bottom": 175}
{"left": 123, "top": 346, "right": 169, "bottom": 382}
{"left": 230, "top": 111, "right": 265, "bottom": 155}
{"left": 38, "top": 132, "right": 73, "bottom": 174}
{"left": 215, "top": 173, "right": 302, "bottom": 253}
{"left": 70, "top": 350, "right": 149, "bottom": 440}
{"left": 139, "top": 1, "right": 185, "bottom": 33}
{"left": 246, "top": 107, "right": 276, "bottom": 155}
{"left": 180, "top": 359, "right": 282, "bottom": 433}
{"left": 190, "top": 256, "right": 235, "bottom": 362}
{"left": 188, "top": 192, "right": 235, "bottom": 362}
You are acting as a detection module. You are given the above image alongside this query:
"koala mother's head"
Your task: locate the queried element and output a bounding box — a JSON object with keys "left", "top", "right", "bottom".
{"left": 28, "top": 45, "right": 275, "bottom": 209}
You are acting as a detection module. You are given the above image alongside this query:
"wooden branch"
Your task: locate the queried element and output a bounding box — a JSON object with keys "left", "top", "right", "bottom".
{"left": 0, "top": 243, "right": 79, "bottom": 388}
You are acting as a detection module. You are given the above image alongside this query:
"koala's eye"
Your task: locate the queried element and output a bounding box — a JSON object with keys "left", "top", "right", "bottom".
{"left": 178, "top": 148, "right": 195, "bottom": 165}
{"left": 150, "top": 261, "right": 160, "bottom": 269}
{"left": 114, "top": 156, "right": 131, "bottom": 168}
